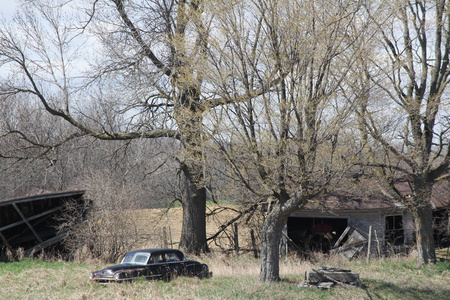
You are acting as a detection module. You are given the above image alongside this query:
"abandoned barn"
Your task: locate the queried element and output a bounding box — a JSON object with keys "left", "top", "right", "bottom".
{"left": 0, "top": 190, "right": 88, "bottom": 261}
{"left": 286, "top": 180, "right": 450, "bottom": 258}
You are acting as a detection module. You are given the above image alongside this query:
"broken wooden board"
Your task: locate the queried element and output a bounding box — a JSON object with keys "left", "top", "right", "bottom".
{"left": 331, "top": 225, "right": 368, "bottom": 260}
{"left": 330, "top": 242, "right": 366, "bottom": 260}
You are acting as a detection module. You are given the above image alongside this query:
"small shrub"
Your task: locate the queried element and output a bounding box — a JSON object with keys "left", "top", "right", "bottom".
{"left": 59, "top": 172, "right": 150, "bottom": 263}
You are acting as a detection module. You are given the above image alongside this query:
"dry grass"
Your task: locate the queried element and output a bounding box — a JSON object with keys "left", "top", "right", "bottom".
{"left": 1, "top": 253, "right": 449, "bottom": 300}
{"left": 2, "top": 207, "right": 450, "bottom": 299}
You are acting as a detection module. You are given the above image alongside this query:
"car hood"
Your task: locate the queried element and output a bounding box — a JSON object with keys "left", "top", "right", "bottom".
{"left": 91, "top": 263, "right": 147, "bottom": 278}
{"left": 184, "top": 259, "right": 201, "bottom": 265}
{"left": 102, "top": 263, "right": 146, "bottom": 272}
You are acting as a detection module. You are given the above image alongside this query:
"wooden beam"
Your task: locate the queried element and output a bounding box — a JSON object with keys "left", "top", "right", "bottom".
{"left": 333, "top": 226, "right": 351, "bottom": 248}
{"left": 12, "top": 203, "right": 43, "bottom": 243}
{"left": 24, "top": 231, "right": 68, "bottom": 256}
{"left": 0, "top": 190, "right": 84, "bottom": 207}
{"left": 0, "top": 205, "right": 64, "bottom": 232}
{"left": 0, "top": 232, "right": 13, "bottom": 252}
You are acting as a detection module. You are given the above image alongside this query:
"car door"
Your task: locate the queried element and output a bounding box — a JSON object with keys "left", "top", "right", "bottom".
{"left": 164, "top": 251, "right": 185, "bottom": 277}
{"left": 147, "top": 253, "right": 168, "bottom": 280}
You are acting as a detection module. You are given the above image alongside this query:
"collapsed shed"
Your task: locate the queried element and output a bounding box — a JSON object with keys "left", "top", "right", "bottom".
{"left": 0, "top": 190, "right": 88, "bottom": 261}
{"left": 286, "top": 179, "right": 450, "bottom": 258}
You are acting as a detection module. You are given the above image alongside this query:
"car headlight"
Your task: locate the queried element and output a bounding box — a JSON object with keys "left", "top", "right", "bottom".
{"left": 89, "top": 272, "right": 94, "bottom": 280}
{"left": 104, "top": 269, "right": 114, "bottom": 276}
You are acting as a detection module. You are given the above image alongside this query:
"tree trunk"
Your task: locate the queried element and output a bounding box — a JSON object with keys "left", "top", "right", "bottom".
{"left": 177, "top": 100, "right": 209, "bottom": 254}
{"left": 259, "top": 190, "right": 306, "bottom": 282}
{"left": 413, "top": 203, "right": 436, "bottom": 267}
{"left": 259, "top": 211, "right": 284, "bottom": 282}
{"left": 179, "top": 168, "right": 208, "bottom": 254}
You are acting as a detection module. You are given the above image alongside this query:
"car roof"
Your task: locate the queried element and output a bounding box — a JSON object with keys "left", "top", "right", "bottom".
{"left": 126, "top": 248, "right": 184, "bottom": 256}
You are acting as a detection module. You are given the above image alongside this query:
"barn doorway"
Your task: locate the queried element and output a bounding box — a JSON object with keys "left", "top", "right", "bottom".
{"left": 287, "top": 216, "right": 348, "bottom": 254}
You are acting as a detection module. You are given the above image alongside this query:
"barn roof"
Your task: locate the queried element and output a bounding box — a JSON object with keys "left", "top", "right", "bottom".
{"left": 0, "top": 189, "right": 85, "bottom": 206}
{"left": 303, "top": 179, "right": 450, "bottom": 213}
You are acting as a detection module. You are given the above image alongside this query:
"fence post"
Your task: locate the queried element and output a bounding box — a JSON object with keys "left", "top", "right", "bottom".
{"left": 251, "top": 229, "right": 258, "bottom": 258}
{"left": 374, "top": 229, "right": 381, "bottom": 257}
{"left": 366, "top": 225, "right": 372, "bottom": 263}
{"left": 168, "top": 226, "right": 173, "bottom": 247}
{"left": 162, "top": 227, "right": 168, "bottom": 248}
{"left": 234, "top": 223, "right": 239, "bottom": 255}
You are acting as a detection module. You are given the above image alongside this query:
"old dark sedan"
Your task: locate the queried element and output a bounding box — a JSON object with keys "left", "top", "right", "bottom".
{"left": 89, "top": 248, "right": 211, "bottom": 283}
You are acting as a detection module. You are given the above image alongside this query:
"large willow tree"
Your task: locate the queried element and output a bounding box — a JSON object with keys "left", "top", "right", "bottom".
{"left": 205, "top": 0, "right": 369, "bottom": 281}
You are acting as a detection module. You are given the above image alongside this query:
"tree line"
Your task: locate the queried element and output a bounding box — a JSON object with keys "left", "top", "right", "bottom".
{"left": 0, "top": 0, "right": 449, "bottom": 282}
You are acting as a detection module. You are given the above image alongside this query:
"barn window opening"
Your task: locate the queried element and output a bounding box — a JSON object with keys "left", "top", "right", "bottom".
{"left": 385, "top": 215, "right": 404, "bottom": 245}
{"left": 433, "top": 209, "right": 450, "bottom": 248}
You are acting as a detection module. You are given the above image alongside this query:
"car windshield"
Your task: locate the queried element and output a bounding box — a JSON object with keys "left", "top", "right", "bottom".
{"left": 121, "top": 252, "right": 150, "bottom": 265}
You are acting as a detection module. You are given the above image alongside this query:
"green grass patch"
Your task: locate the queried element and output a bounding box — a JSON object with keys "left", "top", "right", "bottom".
{"left": 362, "top": 278, "right": 450, "bottom": 300}
{"left": 0, "top": 258, "right": 69, "bottom": 275}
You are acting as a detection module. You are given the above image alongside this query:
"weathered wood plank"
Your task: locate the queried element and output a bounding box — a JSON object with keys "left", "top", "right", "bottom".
{"left": 333, "top": 226, "right": 350, "bottom": 248}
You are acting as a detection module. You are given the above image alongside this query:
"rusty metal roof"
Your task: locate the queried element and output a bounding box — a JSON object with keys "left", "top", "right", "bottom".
{"left": 303, "top": 179, "right": 450, "bottom": 212}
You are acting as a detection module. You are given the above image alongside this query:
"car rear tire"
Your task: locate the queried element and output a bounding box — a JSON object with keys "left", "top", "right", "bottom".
{"left": 199, "top": 264, "right": 209, "bottom": 279}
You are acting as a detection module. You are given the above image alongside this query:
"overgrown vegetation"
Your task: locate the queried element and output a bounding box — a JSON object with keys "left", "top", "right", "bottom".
{"left": 0, "top": 254, "right": 449, "bottom": 299}
{"left": 59, "top": 184, "right": 148, "bottom": 263}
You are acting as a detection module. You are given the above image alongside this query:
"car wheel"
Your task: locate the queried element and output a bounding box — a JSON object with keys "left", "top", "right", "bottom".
{"left": 199, "top": 265, "right": 209, "bottom": 279}
{"left": 162, "top": 267, "right": 171, "bottom": 282}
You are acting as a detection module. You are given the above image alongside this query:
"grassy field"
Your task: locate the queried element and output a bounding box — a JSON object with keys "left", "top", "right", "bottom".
{"left": 1, "top": 253, "right": 449, "bottom": 300}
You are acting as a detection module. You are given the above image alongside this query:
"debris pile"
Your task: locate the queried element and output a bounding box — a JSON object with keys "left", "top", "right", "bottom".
{"left": 299, "top": 267, "right": 362, "bottom": 289}
{"left": 330, "top": 225, "right": 368, "bottom": 260}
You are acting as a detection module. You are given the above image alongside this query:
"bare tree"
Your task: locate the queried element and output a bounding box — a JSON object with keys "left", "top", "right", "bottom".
{"left": 0, "top": 92, "right": 178, "bottom": 207}
{"left": 0, "top": 92, "right": 82, "bottom": 197}
{"left": 354, "top": 0, "right": 450, "bottom": 266}
{"left": 0, "top": 0, "right": 224, "bottom": 254}
{"left": 205, "top": 0, "right": 366, "bottom": 281}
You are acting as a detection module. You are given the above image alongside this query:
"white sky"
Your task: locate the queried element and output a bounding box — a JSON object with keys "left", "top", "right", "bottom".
{"left": 0, "top": 0, "right": 18, "bottom": 21}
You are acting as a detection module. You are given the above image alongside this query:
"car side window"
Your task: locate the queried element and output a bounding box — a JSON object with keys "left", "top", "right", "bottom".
{"left": 165, "top": 252, "right": 181, "bottom": 262}
{"left": 152, "top": 254, "right": 164, "bottom": 263}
